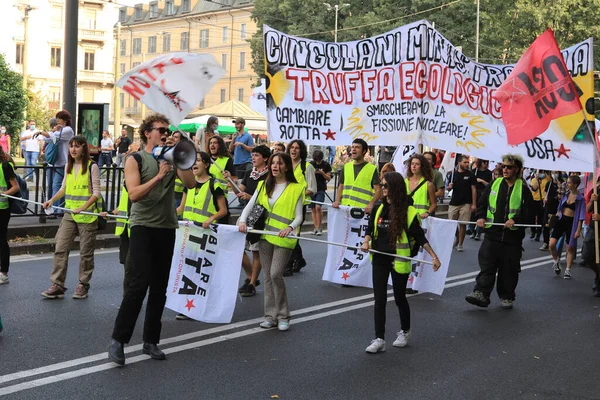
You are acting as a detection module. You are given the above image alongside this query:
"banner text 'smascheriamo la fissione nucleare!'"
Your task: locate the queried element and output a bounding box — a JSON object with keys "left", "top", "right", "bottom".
{"left": 263, "top": 20, "right": 594, "bottom": 172}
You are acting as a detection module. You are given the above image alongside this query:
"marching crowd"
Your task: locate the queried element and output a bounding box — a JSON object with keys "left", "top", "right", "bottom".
{"left": 0, "top": 112, "right": 599, "bottom": 362}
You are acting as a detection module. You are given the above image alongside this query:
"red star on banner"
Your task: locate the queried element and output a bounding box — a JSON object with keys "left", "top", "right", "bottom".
{"left": 554, "top": 143, "right": 571, "bottom": 158}
{"left": 323, "top": 129, "right": 336, "bottom": 140}
{"left": 185, "top": 299, "right": 195, "bottom": 312}
{"left": 341, "top": 272, "right": 350, "bottom": 281}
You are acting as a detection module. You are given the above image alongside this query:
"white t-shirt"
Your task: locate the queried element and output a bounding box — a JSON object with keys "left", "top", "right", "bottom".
{"left": 21, "top": 129, "right": 42, "bottom": 152}
{"left": 100, "top": 138, "right": 114, "bottom": 153}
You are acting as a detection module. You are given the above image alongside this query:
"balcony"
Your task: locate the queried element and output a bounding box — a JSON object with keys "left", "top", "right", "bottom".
{"left": 78, "top": 70, "right": 115, "bottom": 86}
{"left": 79, "top": 28, "right": 106, "bottom": 43}
{"left": 80, "top": 0, "right": 107, "bottom": 6}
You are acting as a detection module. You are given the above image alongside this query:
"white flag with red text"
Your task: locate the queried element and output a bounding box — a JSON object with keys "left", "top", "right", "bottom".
{"left": 165, "top": 222, "right": 244, "bottom": 323}
{"left": 116, "top": 53, "right": 225, "bottom": 126}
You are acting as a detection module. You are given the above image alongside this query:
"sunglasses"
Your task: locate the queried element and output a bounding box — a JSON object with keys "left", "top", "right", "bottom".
{"left": 502, "top": 165, "right": 517, "bottom": 170}
{"left": 151, "top": 127, "right": 172, "bottom": 135}
{"left": 381, "top": 183, "right": 389, "bottom": 189}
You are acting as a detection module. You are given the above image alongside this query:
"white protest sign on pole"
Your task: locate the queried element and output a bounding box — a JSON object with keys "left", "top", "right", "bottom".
{"left": 116, "top": 52, "right": 226, "bottom": 126}
{"left": 391, "top": 144, "right": 417, "bottom": 176}
{"left": 439, "top": 151, "right": 456, "bottom": 179}
{"left": 165, "top": 222, "right": 245, "bottom": 323}
{"left": 263, "top": 21, "right": 595, "bottom": 172}
{"left": 322, "top": 206, "right": 453, "bottom": 294}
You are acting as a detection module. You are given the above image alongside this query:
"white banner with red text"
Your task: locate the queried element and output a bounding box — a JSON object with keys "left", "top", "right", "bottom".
{"left": 263, "top": 20, "right": 594, "bottom": 172}
{"left": 165, "top": 222, "right": 244, "bottom": 323}
{"left": 322, "top": 205, "right": 456, "bottom": 295}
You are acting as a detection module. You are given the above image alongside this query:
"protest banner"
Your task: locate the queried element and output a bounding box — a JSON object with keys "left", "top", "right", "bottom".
{"left": 322, "top": 206, "right": 454, "bottom": 295}
{"left": 263, "top": 20, "right": 595, "bottom": 172}
{"left": 116, "top": 52, "right": 225, "bottom": 126}
{"left": 391, "top": 144, "right": 417, "bottom": 175}
{"left": 165, "top": 222, "right": 245, "bottom": 323}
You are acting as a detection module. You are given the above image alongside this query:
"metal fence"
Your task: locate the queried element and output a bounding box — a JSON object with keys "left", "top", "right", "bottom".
{"left": 13, "top": 164, "right": 124, "bottom": 223}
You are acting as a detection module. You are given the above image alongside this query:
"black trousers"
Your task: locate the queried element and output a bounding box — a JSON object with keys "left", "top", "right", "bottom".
{"left": 0, "top": 208, "right": 10, "bottom": 274}
{"left": 532, "top": 200, "right": 544, "bottom": 236}
{"left": 112, "top": 226, "right": 176, "bottom": 344}
{"left": 372, "top": 255, "right": 410, "bottom": 339}
{"left": 474, "top": 238, "right": 522, "bottom": 301}
{"left": 287, "top": 205, "right": 307, "bottom": 267}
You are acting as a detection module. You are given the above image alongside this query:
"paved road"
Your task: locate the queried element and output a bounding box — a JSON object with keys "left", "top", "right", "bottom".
{"left": 0, "top": 236, "right": 599, "bottom": 399}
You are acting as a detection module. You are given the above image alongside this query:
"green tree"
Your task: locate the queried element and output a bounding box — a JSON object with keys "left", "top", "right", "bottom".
{"left": 0, "top": 53, "right": 27, "bottom": 153}
{"left": 25, "top": 86, "right": 57, "bottom": 132}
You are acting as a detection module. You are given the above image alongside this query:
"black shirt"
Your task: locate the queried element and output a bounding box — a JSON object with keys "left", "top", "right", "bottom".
{"left": 117, "top": 136, "right": 132, "bottom": 154}
{"left": 183, "top": 179, "right": 225, "bottom": 211}
{"left": 474, "top": 169, "right": 493, "bottom": 193}
{"left": 310, "top": 160, "right": 332, "bottom": 192}
{"left": 241, "top": 169, "right": 267, "bottom": 196}
{"left": 476, "top": 178, "right": 534, "bottom": 245}
{"left": 366, "top": 202, "right": 429, "bottom": 259}
{"left": 450, "top": 170, "right": 476, "bottom": 206}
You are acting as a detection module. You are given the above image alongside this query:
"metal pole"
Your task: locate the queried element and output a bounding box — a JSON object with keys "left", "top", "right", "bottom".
{"left": 334, "top": 5, "right": 339, "bottom": 43}
{"left": 475, "top": 0, "right": 480, "bottom": 62}
{"left": 229, "top": 11, "right": 233, "bottom": 100}
{"left": 63, "top": 0, "right": 79, "bottom": 120}
{"left": 113, "top": 23, "right": 121, "bottom": 137}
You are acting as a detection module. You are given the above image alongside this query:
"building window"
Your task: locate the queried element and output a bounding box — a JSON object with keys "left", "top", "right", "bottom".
{"left": 85, "top": 9, "right": 97, "bottom": 29}
{"left": 120, "top": 63, "right": 125, "bottom": 75}
{"left": 119, "top": 8, "right": 127, "bottom": 22}
{"left": 180, "top": 32, "right": 189, "bottom": 50}
{"left": 222, "top": 26, "right": 228, "bottom": 43}
{"left": 133, "top": 38, "right": 142, "bottom": 55}
{"left": 120, "top": 39, "right": 127, "bottom": 56}
{"left": 240, "top": 23, "right": 247, "bottom": 40}
{"left": 50, "top": 47, "right": 61, "bottom": 68}
{"left": 148, "top": 36, "right": 156, "bottom": 53}
{"left": 84, "top": 52, "right": 95, "bottom": 70}
{"left": 166, "top": 0, "right": 174, "bottom": 15}
{"left": 120, "top": 93, "right": 124, "bottom": 108}
{"left": 182, "top": 0, "right": 190, "bottom": 12}
{"left": 49, "top": 87, "right": 61, "bottom": 109}
{"left": 239, "top": 51, "right": 245, "bottom": 70}
{"left": 149, "top": 2, "right": 158, "bottom": 18}
{"left": 238, "top": 88, "right": 244, "bottom": 102}
{"left": 51, "top": 5, "right": 63, "bottom": 29}
{"left": 162, "top": 33, "right": 171, "bottom": 52}
{"left": 221, "top": 54, "right": 227, "bottom": 70}
{"left": 134, "top": 5, "right": 142, "bottom": 20}
{"left": 220, "top": 89, "right": 226, "bottom": 103}
{"left": 200, "top": 29, "right": 209, "bottom": 48}
{"left": 15, "top": 43, "right": 23, "bottom": 65}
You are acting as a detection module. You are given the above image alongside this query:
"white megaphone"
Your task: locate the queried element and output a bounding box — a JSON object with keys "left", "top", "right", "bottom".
{"left": 152, "top": 140, "right": 197, "bottom": 170}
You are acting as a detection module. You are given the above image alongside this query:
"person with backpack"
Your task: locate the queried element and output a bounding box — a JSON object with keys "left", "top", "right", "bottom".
{"left": 404, "top": 154, "right": 437, "bottom": 219}
{"left": 39, "top": 111, "right": 75, "bottom": 219}
{"left": 360, "top": 171, "right": 441, "bottom": 353}
{"left": 41, "top": 136, "right": 101, "bottom": 299}
{"left": 0, "top": 148, "right": 21, "bottom": 285}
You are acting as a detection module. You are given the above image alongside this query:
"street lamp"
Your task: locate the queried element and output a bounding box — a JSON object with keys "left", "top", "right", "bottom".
{"left": 322, "top": 2, "right": 350, "bottom": 43}
{"left": 14, "top": 3, "right": 36, "bottom": 93}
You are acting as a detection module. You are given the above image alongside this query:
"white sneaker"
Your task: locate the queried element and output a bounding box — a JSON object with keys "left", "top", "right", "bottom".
{"left": 455, "top": 245, "right": 464, "bottom": 252}
{"left": 0, "top": 273, "right": 8, "bottom": 285}
{"left": 393, "top": 330, "right": 411, "bottom": 347}
{"left": 366, "top": 338, "right": 386, "bottom": 353}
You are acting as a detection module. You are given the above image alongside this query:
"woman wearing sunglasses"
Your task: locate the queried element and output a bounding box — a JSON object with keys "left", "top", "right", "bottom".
{"left": 360, "top": 171, "right": 441, "bottom": 353}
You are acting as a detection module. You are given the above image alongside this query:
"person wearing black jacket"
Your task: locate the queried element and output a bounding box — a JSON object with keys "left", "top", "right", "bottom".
{"left": 465, "top": 154, "right": 533, "bottom": 310}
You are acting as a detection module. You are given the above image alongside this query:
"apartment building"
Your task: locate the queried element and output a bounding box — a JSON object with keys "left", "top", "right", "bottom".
{"left": 117, "top": 0, "right": 257, "bottom": 123}
{"left": 0, "top": 0, "right": 118, "bottom": 112}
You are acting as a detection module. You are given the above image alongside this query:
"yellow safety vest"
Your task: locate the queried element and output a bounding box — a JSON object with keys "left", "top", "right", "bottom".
{"left": 65, "top": 161, "right": 98, "bottom": 224}
{"left": 372, "top": 204, "right": 419, "bottom": 274}
{"left": 293, "top": 161, "right": 310, "bottom": 205}
{"left": 183, "top": 178, "right": 218, "bottom": 224}
{"left": 209, "top": 156, "right": 230, "bottom": 195}
{"left": 405, "top": 177, "right": 429, "bottom": 213}
{"left": 114, "top": 185, "right": 129, "bottom": 236}
{"left": 0, "top": 163, "right": 8, "bottom": 210}
{"left": 256, "top": 180, "right": 305, "bottom": 249}
{"left": 341, "top": 162, "right": 377, "bottom": 207}
{"left": 486, "top": 178, "right": 522, "bottom": 230}
{"left": 174, "top": 177, "right": 184, "bottom": 194}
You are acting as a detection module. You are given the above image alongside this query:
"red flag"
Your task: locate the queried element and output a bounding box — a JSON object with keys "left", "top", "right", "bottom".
{"left": 493, "top": 29, "right": 582, "bottom": 145}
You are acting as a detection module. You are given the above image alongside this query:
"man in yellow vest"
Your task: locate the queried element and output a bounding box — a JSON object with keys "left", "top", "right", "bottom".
{"left": 465, "top": 154, "right": 534, "bottom": 310}
{"left": 529, "top": 169, "right": 552, "bottom": 241}
{"left": 333, "top": 139, "right": 381, "bottom": 214}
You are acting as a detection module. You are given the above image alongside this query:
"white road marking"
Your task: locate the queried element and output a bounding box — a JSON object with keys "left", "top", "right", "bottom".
{"left": 0, "top": 255, "right": 557, "bottom": 396}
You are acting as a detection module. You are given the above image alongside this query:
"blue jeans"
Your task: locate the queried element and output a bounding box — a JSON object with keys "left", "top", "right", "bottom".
{"left": 47, "top": 167, "right": 65, "bottom": 215}
{"left": 24, "top": 151, "right": 39, "bottom": 180}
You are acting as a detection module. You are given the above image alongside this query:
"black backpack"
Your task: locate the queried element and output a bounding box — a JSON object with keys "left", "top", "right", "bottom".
{"left": 9, "top": 165, "right": 29, "bottom": 214}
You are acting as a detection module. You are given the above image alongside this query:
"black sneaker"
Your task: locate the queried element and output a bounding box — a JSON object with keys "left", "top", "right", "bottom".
{"left": 238, "top": 278, "right": 250, "bottom": 293}
{"left": 292, "top": 258, "right": 307, "bottom": 273}
{"left": 283, "top": 267, "right": 294, "bottom": 277}
{"left": 241, "top": 283, "right": 256, "bottom": 297}
{"left": 473, "top": 233, "right": 481, "bottom": 241}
